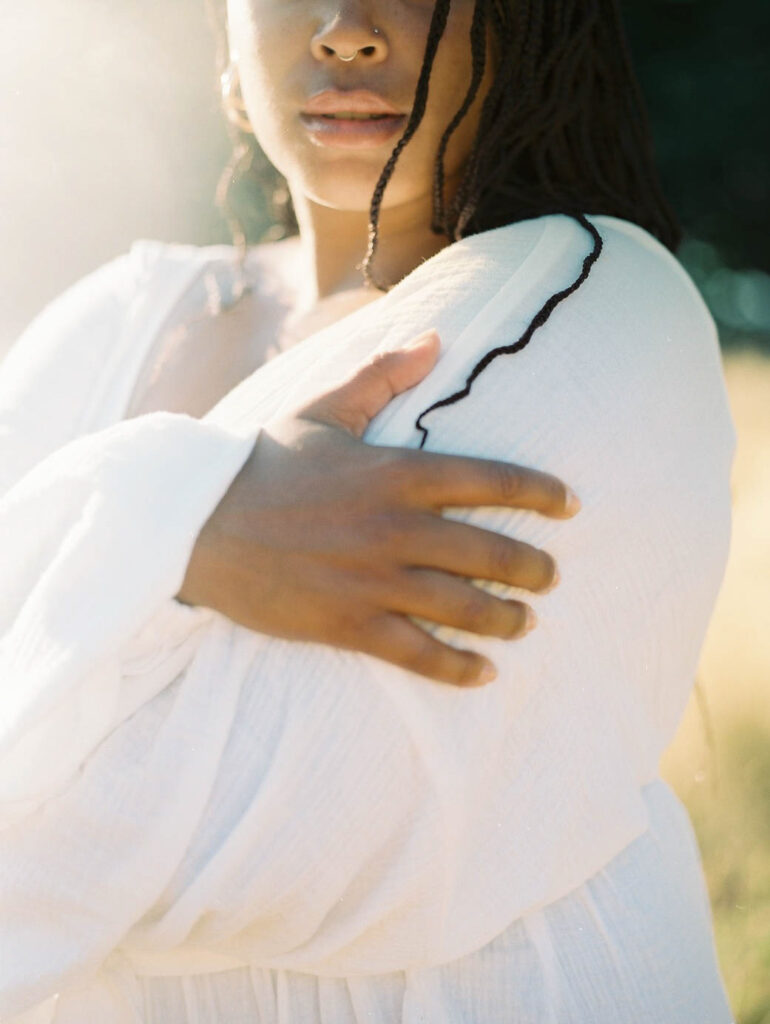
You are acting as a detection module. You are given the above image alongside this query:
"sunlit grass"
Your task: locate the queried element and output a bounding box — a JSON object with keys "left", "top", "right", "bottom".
{"left": 662, "top": 347, "right": 770, "bottom": 1024}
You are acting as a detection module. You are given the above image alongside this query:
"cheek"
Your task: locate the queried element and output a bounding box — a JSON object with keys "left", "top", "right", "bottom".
{"left": 228, "top": 1, "right": 301, "bottom": 173}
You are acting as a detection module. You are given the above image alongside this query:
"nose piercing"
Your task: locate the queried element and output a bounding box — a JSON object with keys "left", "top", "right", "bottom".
{"left": 336, "top": 27, "right": 380, "bottom": 61}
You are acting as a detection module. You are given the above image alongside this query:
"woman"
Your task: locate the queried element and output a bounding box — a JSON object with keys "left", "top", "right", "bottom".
{"left": 0, "top": 0, "right": 736, "bottom": 1021}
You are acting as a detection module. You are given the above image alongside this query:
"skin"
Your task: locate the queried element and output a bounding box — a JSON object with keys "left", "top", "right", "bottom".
{"left": 176, "top": 1, "right": 582, "bottom": 687}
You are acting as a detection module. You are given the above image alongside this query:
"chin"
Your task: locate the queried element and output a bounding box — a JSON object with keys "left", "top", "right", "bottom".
{"left": 298, "top": 164, "right": 427, "bottom": 215}
{"left": 307, "top": 181, "right": 376, "bottom": 211}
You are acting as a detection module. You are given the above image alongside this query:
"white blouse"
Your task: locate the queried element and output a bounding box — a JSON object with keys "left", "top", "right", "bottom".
{"left": 0, "top": 214, "right": 735, "bottom": 1022}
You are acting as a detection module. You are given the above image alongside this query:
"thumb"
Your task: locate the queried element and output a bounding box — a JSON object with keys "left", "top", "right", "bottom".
{"left": 299, "top": 329, "right": 440, "bottom": 438}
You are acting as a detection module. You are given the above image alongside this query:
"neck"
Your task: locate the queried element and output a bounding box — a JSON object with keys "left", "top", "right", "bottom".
{"left": 288, "top": 185, "right": 454, "bottom": 312}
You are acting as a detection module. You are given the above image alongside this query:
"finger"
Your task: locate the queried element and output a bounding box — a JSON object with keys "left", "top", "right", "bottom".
{"left": 387, "top": 514, "right": 559, "bottom": 592}
{"left": 393, "top": 448, "right": 581, "bottom": 518}
{"left": 299, "top": 329, "right": 441, "bottom": 438}
{"left": 360, "top": 613, "right": 498, "bottom": 688}
{"left": 379, "top": 568, "right": 537, "bottom": 639}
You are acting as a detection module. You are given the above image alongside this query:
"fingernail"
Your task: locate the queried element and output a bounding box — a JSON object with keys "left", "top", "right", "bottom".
{"left": 542, "top": 567, "right": 560, "bottom": 594}
{"left": 564, "top": 487, "right": 582, "bottom": 515}
{"left": 525, "top": 607, "right": 538, "bottom": 632}
{"left": 475, "top": 659, "right": 498, "bottom": 685}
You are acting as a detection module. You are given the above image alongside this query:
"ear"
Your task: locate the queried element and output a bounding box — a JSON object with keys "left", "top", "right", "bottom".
{"left": 220, "top": 63, "right": 254, "bottom": 135}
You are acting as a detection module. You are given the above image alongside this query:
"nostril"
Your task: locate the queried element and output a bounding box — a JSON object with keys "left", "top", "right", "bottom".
{"left": 360, "top": 46, "right": 376, "bottom": 56}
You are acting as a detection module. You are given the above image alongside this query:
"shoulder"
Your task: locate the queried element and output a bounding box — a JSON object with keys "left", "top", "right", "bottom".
{"left": 473, "top": 213, "right": 713, "bottom": 323}
{"left": 426, "top": 212, "right": 735, "bottom": 453}
{"left": 0, "top": 236, "right": 260, "bottom": 412}
{"left": 487, "top": 212, "right": 723, "bottom": 375}
{"left": 121, "top": 236, "right": 300, "bottom": 421}
{"left": 130, "top": 234, "right": 301, "bottom": 311}
{"left": 585, "top": 217, "right": 712, "bottom": 323}
{"left": 0, "top": 248, "right": 144, "bottom": 430}
{"left": 555, "top": 215, "right": 736, "bottom": 458}
{"left": 0, "top": 241, "right": 170, "bottom": 389}
{"left": 0, "top": 239, "right": 231, "bottom": 493}
{"left": 578, "top": 215, "right": 728, "bottom": 413}
{"left": 561, "top": 211, "right": 720, "bottom": 364}
{"left": 438, "top": 213, "right": 714, "bottom": 344}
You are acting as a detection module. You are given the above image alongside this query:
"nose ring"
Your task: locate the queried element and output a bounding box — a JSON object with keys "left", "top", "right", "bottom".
{"left": 336, "top": 26, "right": 380, "bottom": 62}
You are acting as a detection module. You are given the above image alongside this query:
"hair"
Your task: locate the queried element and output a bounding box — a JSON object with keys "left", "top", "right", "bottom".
{"left": 204, "top": 0, "right": 681, "bottom": 448}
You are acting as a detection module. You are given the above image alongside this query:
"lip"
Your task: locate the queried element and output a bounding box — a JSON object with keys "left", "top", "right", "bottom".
{"left": 300, "top": 88, "right": 408, "bottom": 149}
{"left": 303, "top": 89, "right": 403, "bottom": 116}
{"left": 299, "top": 111, "right": 408, "bottom": 149}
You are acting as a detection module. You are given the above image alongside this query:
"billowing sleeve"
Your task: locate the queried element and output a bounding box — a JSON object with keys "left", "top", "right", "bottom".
{"left": 0, "top": 258, "right": 260, "bottom": 825}
{"left": 0, "top": 255, "right": 262, "bottom": 1018}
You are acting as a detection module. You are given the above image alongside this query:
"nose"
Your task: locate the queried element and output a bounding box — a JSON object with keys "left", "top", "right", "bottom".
{"left": 310, "top": 8, "right": 388, "bottom": 64}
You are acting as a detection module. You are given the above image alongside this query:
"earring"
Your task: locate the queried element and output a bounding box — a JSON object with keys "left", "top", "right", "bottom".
{"left": 221, "top": 62, "right": 254, "bottom": 135}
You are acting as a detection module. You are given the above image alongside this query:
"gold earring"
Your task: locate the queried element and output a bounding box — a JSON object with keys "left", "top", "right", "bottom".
{"left": 221, "top": 62, "right": 254, "bottom": 134}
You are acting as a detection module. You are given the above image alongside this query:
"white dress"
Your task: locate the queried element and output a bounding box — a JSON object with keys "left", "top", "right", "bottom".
{"left": 0, "top": 214, "right": 736, "bottom": 1023}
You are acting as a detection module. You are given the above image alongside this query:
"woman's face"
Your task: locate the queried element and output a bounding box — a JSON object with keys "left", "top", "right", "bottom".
{"left": 226, "top": 0, "right": 495, "bottom": 215}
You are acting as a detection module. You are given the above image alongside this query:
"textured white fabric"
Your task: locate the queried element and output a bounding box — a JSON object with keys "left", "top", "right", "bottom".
{"left": 0, "top": 214, "right": 735, "bottom": 1022}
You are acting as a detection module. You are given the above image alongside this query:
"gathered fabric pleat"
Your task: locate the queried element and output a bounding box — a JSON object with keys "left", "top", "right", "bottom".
{"left": 126, "top": 782, "right": 731, "bottom": 1024}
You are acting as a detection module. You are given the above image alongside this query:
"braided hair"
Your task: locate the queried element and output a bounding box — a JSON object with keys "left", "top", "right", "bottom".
{"left": 206, "top": 0, "right": 680, "bottom": 447}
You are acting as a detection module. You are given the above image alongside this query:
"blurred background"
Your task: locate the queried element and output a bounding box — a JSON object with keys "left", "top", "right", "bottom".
{"left": 1, "top": 0, "right": 768, "bottom": 1018}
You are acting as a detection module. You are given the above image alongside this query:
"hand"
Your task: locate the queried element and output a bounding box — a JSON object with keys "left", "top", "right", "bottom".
{"left": 178, "top": 330, "right": 580, "bottom": 688}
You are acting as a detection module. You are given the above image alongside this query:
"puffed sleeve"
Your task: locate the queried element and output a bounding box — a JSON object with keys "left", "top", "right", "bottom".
{"left": 0, "top": 251, "right": 260, "bottom": 831}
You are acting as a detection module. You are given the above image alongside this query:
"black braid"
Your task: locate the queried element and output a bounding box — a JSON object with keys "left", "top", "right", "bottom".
{"left": 414, "top": 212, "right": 603, "bottom": 448}
{"left": 431, "top": 0, "right": 489, "bottom": 235}
{"left": 361, "top": 0, "right": 451, "bottom": 289}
